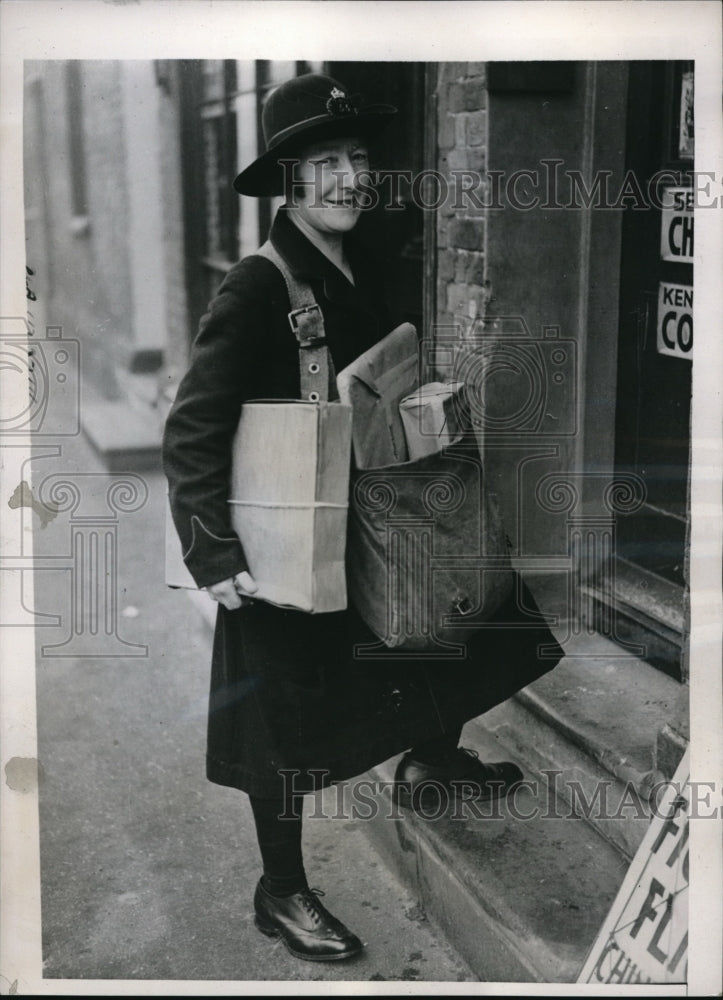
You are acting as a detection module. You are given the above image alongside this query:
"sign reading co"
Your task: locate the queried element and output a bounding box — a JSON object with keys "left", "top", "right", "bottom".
{"left": 660, "top": 187, "right": 693, "bottom": 262}
{"left": 578, "top": 747, "right": 689, "bottom": 985}
{"left": 657, "top": 283, "right": 693, "bottom": 360}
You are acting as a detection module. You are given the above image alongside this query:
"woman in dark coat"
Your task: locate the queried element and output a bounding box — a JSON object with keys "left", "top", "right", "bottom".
{"left": 163, "top": 72, "right": 563, "bottom": 963}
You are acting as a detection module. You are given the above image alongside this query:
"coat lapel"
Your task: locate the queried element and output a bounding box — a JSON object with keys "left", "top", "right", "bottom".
{"left": 270, "top": 208, "right": 380, "bottom": 320}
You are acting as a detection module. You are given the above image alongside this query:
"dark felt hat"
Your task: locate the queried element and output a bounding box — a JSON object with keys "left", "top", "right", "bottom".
{"left": 233, "top": 73, "right": 396, "bottom": 197}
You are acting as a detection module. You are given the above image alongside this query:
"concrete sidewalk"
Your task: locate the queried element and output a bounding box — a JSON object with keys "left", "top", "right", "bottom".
{"left": 30, "top": 421, "right": 474, "bottom": 985}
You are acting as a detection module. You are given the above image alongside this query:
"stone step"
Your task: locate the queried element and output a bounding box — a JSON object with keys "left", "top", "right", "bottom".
{"left": 361, "top": 722, "right": 630, "bottom": 983}
{"left": 359, "top": 624, "right": 687, "bottom": 981}
{"left": 580, "top": 558, "right": 686, "bottom": 681}
{"left": 609, "top": 558, "right": 685, "bottom": 634}
{"left": 81, "top": 391, "right": 162, "bottom": 471}
{"left": 472, "top": 701, "right": 650, "bottom": 862}
{"left": 478, "top": 632, "right": 688, "bottom": 860}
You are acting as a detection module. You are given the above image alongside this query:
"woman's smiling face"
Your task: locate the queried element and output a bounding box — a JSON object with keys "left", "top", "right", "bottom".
{"left": 288, "top": 136, "right": 370, "bottom": 235}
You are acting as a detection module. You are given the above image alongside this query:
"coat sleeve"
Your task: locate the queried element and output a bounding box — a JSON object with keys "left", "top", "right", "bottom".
{"left": 162, "top": 259, "right": 274, "bottom": 589}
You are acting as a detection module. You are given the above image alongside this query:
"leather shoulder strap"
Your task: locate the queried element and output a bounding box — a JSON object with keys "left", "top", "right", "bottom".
{"left": 256, "top": 241, "right": 337, "bottom": 402}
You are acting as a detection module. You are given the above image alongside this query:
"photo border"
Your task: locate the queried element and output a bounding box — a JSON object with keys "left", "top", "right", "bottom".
{"left": 1, "top": 1, "right": 721, "bottom": 995}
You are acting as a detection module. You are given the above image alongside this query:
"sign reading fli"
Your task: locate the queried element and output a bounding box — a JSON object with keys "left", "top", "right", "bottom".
{"left": 657, "top": 282, "right": 693, "bottom": 359}
{"left": 578, "top": 747, "right": 689, "bottom": 985}
{"left": 660, "top": 187, "right": 694, "bottom": 263}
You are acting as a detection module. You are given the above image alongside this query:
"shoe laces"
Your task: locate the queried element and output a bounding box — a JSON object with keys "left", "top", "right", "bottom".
{"left": 300, "top": 887, "right": 326, "bottom": 923}
{"left": 456, "top": 747, "right": 515, "bottom": 784}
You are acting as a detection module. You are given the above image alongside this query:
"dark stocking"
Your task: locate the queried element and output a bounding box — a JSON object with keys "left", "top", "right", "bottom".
{"left": 248, "top": 793, "right": 308, "bottom": 898}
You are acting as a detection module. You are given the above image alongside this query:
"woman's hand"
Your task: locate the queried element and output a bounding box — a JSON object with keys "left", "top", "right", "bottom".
{"left": 206, "top": 571, "right": 259, "bottom": 610}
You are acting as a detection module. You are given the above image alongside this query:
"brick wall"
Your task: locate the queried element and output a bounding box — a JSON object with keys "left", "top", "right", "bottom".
{"left": 435, "top": 60, "right": 600, "bottom": 566}
{"left": 435, "top": 62, "right": 488, "bottom": 334}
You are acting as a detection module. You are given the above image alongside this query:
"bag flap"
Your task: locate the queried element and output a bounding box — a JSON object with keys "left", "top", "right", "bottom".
{"left": 399, "top": 380, "right": 465, "bottom": 408}
{"left": 336, "top": 322, "right": 418, "bottom": 399}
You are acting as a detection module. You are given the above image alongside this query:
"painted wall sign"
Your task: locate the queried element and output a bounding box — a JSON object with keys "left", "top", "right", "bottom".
{"left": 657, "top": 282, "right": 693, "bottom": 360}
{"left": 578, "top": 748, "right": 689, "bottom": 985}
{"left": 660, "top": 187, "right": 694, "bottom": 262}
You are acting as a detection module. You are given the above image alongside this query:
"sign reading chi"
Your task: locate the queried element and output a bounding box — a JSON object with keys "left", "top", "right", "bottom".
{"left": 660, "top": 186, "right": 693, "bottom": 262}
{"left": 578, "top": 748, "right": 689, "bottom": 986}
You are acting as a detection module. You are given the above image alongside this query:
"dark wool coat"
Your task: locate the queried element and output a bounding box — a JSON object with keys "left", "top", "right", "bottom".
{"left": 163, "top": 208, "right": 564, "bottom": 797}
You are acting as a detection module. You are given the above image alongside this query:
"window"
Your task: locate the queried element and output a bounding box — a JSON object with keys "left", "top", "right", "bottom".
{"left": 180, "top": 59, "right": 239, "bottom": 330}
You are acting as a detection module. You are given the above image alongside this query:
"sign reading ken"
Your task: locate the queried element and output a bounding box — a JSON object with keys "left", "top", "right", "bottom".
{"left": 657, "top": 283, "right": 693, "bottom": 360}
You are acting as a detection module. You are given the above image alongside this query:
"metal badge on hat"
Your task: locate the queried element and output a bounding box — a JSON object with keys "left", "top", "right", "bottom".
{"left": 326, "top": 87, "right": 358, "bottom": 117}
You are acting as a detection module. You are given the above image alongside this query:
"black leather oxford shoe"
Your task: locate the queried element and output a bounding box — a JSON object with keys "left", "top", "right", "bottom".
{"left": 393, "top": 746, "right": 524, "bottom": 812}
{"left": 253, "top": 880, "right": 364, "bottom": 962}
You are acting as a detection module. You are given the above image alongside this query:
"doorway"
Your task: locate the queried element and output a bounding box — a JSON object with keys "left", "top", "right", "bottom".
{"left": 612, "top": 61, "right": 693, "bottom": 680}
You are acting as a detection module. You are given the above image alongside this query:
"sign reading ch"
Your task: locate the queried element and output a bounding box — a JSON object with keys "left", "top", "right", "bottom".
{"left": 660, "top": 187, "right": 694, "bottom": 262}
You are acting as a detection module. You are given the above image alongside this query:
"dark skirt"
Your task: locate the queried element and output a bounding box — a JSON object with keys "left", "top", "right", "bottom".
{"left": 206, "top": 572, "right": 564, "bottom": 797}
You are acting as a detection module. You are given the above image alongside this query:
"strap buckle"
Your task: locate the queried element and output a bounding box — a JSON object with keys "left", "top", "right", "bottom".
{"left": 453, "top": 595, "right": 473, "bottom": 616}
{"left": 288, "top": 304, "right": 325, "bottom": 347}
